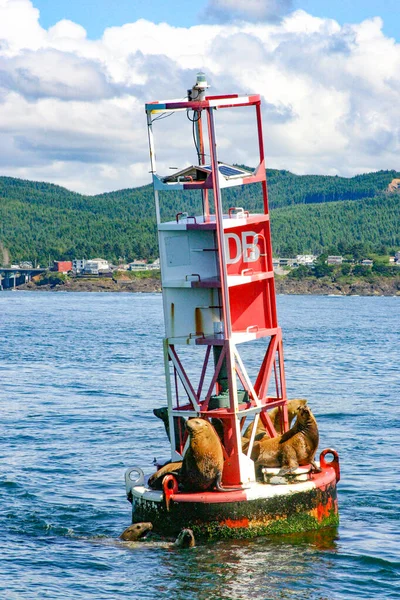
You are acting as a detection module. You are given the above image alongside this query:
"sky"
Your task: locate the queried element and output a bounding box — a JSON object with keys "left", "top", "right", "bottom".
{"left": 0, "top": 0, "right": 399, "bottom": 194}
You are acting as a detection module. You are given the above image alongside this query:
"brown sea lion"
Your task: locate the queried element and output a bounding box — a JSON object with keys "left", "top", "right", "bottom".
{"left": 118, "top": 524, "right": 195, "bottom": 548}
{"left": 243, "top": 398, "right": 308, "bottom": 440}
{"left": 173, "top": 528, "right": 195, "bottom": 548}
{"left": 148, "top": 461, "right": 182, "bottom": 489}
{"left": 254, "top": 405, "right": 320, "bottom": 477}
{"left": 148, "top": 418, "right": 238, "bottom": 492}
{"left": 180, "top": 418, "right": 224, "bottom": 491}
{"left": 120, "top": 522, "right": 153, "bottom": 541}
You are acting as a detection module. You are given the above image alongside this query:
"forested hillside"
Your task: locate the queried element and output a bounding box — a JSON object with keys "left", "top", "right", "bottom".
{"left": 0, "top": 169, "right": 399, "bottom": 264}
{"left": 271, "top": 193, "right": 400, "bottom": 255}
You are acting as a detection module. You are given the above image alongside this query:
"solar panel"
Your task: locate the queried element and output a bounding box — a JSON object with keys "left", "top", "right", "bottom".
{"left": 219, "top": 165, "right": 245, "bottom": 177}
{"left": 203, "top": 163, "right": 252, "bottom": 178}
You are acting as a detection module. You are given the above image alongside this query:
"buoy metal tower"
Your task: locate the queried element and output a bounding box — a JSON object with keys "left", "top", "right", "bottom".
{"left": 145, "top": 73, "right": 288, "bottom": 486}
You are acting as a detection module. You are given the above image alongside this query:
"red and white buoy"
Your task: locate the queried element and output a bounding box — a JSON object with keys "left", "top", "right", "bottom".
{"left": 125, "top": 74, "right": 340, "bottom": 539}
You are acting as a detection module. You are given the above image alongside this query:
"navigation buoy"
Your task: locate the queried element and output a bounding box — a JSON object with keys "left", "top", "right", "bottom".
{"left": 125, "top": 75, "right": 340, "bottom": 540}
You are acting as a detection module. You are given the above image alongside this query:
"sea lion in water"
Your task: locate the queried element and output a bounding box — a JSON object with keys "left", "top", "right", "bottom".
{"left": 254, "top": 405, "right": 320, "bottom": 477}
{"left": 243, "top": 398, "right": 308, "bottom": 440}
{"left": 120, "top": 522, "right": 153, "bottom": 541}
{"left": 174, "top": 528, "right": 195, "bottom": 548}
{"left": 119, "top": 524, "right": 195, "bottom": 548}
{"left": 149, "top": 418, "right": 238, "bottom": 492}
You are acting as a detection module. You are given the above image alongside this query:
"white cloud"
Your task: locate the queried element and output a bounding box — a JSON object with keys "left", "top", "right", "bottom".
{"left": 0, "top": 0, "right": 399, "bottom": 194}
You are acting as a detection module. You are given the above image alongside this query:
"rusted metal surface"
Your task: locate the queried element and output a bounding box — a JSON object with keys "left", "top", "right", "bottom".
{"left": 132, "top": 467, "right": 339, "bottom": 540}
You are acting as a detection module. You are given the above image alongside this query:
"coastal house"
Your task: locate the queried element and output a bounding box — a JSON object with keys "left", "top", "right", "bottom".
{"left": 128, "top": 260, "right": 148, "bottom": 271}
{"left": 296, "top": 255, "right": 317, "bottom": 266}
{"left": 148, "top": 258, "right": 160, "bottom": 270}
{"left": 84, "top": 258, "right": 110, "bottom": 275}
{"left": 73, "top": 258, "right": 86, "bottom": 273}
{"left": 53, "top": 260, "right": 73, "bottom": 273}
{"left": 361, "top": 259, "right": 373, "bottom": 267}
{"left": 279, "top": 258, "right": 297, "bottom": 267}
{"left": 327, "top": 256, "right": 343, "bottom": 265}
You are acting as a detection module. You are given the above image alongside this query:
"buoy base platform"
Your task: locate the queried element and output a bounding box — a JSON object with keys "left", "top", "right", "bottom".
{"left": 125, "top": 457, "right": 339, "bottom": 540}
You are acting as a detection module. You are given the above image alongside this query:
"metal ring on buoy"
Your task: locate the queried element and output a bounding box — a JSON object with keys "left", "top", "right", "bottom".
{"left": 320, "top": 448, "right": 340, "bottom": 482}
{"left": 162, "top": 474, "right": 179, "bottom": 511}
{"left": 124, "top": 467, "right": 145, "bottom": 500}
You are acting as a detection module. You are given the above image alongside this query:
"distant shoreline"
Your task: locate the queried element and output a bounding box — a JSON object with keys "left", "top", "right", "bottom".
{"left": 8, "top": 274, "right": 400, "bottom": 296}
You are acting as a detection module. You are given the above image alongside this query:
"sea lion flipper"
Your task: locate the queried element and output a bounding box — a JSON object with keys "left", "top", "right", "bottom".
{"left": 310, "top": 459, "right": 322, "bottom": 473}
{"left": 148, "top": 461, "right": 182, "bottom": 490}
{"left": 277, "top": 466, "right": 296, "bottom": 476}
{"left": 279, "top": 429, "right": 296, "bottom": 444}
{"left": 214, "top": 471, "right": 244, "bottom": 492}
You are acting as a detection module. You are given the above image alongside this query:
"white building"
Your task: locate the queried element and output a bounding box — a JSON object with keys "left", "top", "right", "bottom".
{"left": 296, "top": 255, "right": 317, "bottom": 266}
{"left": 279, "top": 258, "right": 297, "bottom": 267}
{"left": 84, "top": 258, "right": 110, "bottom": 275}
{"left": 73, "top": 259, "right": 86, "bottom": 273}
{"left": 148, "top": 258, "right": 160, "bottom": 270}
{"left": 128, "top": 260, "right": 148, "bottom": 271}
{"left": 327, "top": 256, "right": 343, "bottom": 265}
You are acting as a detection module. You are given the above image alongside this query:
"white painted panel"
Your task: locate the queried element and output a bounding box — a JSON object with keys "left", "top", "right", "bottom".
{"left": 164, "top": 287, "right": 221, "bottom": 338}
{"left": 160, "top": 228, "right": 218, "bottom": 284}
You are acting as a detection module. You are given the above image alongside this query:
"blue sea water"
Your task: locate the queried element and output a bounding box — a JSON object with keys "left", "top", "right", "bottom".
{"left": 0, "top": 292, "right": 399, "bottom": 599}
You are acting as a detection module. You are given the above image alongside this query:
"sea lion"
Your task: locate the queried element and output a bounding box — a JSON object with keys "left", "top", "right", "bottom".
{"left": 118, "top": 525, "right": 195, "bottom": 548}
{"left": 148, "top": 461, "right": 182, "bottom": 489}
{"left": 180, "top": 418, "right": 225, "bottom": 492}
{"left": 243, "top": 398, "right": 308, "bottom": 440}
{"left": 148, "top": 418, "right": 237, "bottom": 492}
{"left": 173, "top": 528, "right": 195, "bottom": 548}
{"left": 120, "top": 522, "right": 153, "bottom": 541}
{"left": 153, "top": 407, "right": 187, "bottom": 450}
{"left": 254, "top": 405, "right": 320, "bottom": 477}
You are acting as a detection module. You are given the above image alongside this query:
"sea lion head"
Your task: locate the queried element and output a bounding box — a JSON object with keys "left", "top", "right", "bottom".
{"left": 174, "top": 528, "right": 195, "bottom": 548}
{"left": 153, "top": 407, "right": 168, "bottom": 421}
{"left": 289, "top": 398, "right": 307, "bottom": 411}
{"left": 296, "top": 405, "right": 316, "bottom": 430}
{"left": 119, "top": 522, "right": 153, "bottom": 541}
{"left": 186, "top": 418, "right": 212, "bottom": 437}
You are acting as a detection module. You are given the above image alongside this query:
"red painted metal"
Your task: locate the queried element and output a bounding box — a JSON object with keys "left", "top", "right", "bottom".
{"left": 160, "top": 463, "right": 337, "bottom": 505}
{"left": 146, "top": 87, "right": 289, "bottom": 486}
{"left": 320, "top": 448, "right": 341, "bottom": 483}
{"left": 162, "top": 474, "right": 179, "bottom": 511}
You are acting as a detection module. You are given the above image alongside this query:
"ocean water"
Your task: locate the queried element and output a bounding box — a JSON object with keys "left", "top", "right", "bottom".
{"left": 0, "top": 292, "right": 399, "bottom": 600}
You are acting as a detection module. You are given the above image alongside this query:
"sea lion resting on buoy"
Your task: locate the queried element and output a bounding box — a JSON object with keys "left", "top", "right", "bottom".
{"left": 253, "top": 405, "right": 320, "bottom": 477}
{"left": 243, "top": 398, "right": 308, "bottom": 441}
{"left": 148, "top": 418, "right": 237, "bottom": 492}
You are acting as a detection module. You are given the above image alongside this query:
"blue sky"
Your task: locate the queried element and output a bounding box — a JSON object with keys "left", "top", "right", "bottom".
{"left": 34, "top": 0, "right": 400, "bottom": 40}
{"left": 0, "top": 0, "right": 399, "bottom": 193}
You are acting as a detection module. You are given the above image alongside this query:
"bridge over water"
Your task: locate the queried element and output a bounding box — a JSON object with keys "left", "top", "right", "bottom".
{"left": 0, "top": 268, "right": 46, "bottom": 290}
